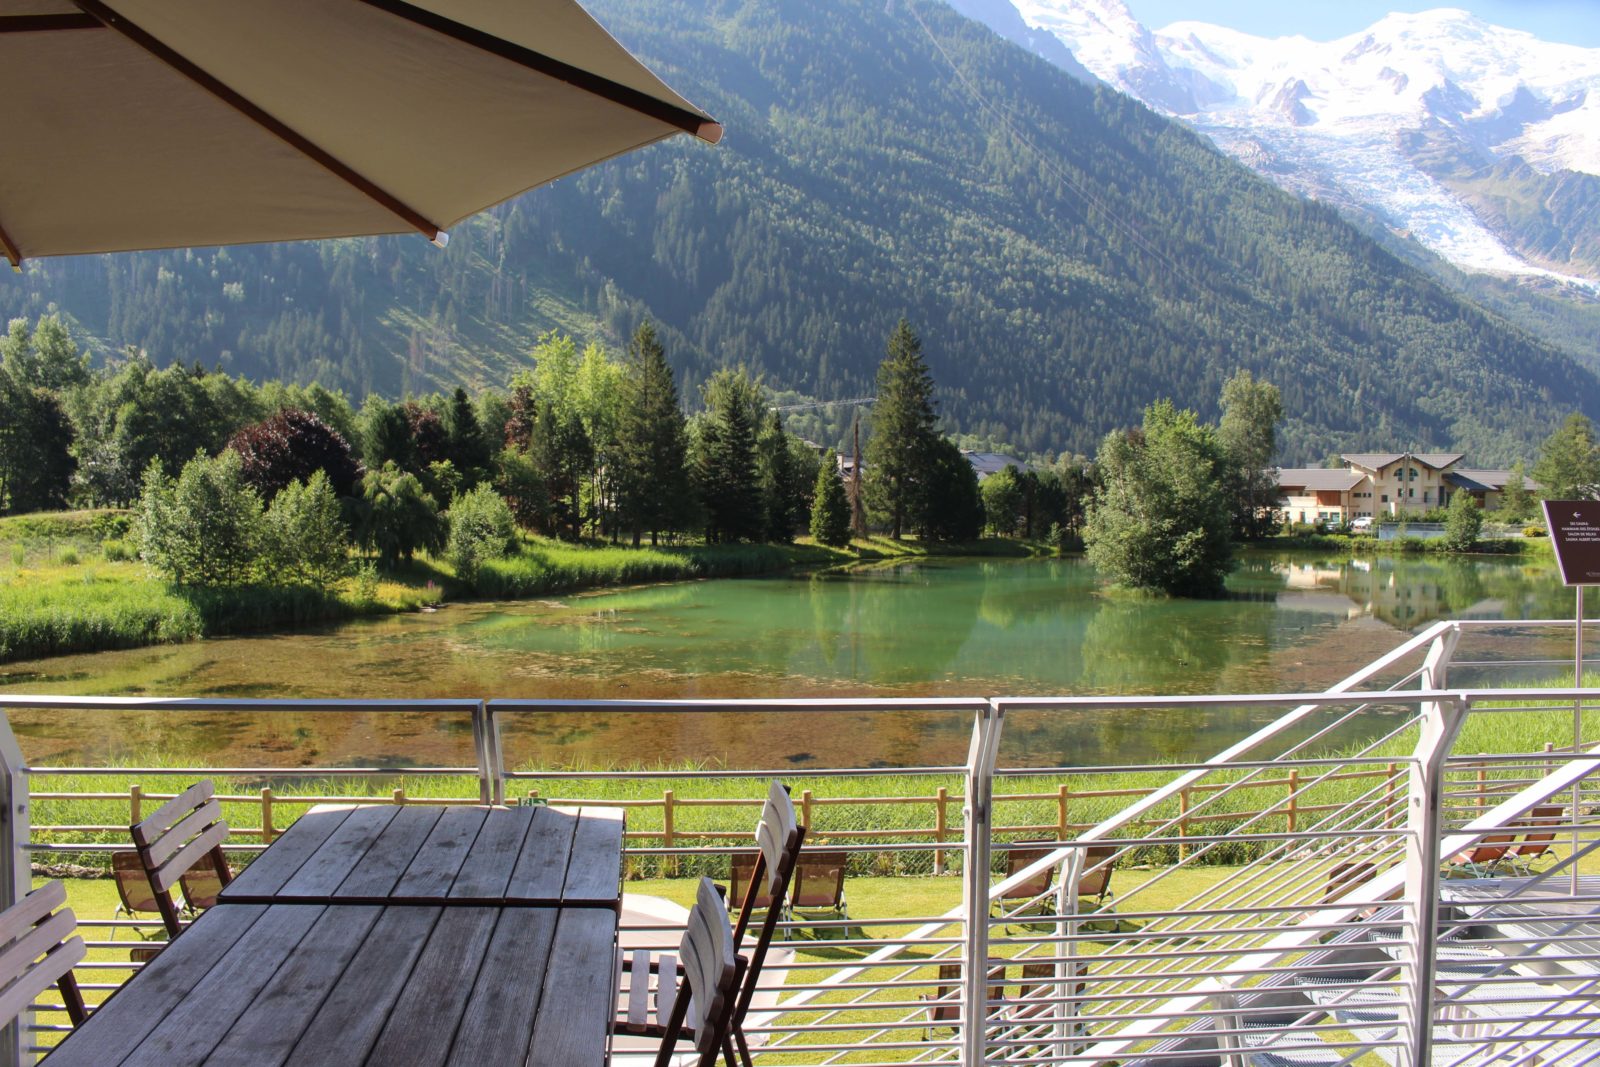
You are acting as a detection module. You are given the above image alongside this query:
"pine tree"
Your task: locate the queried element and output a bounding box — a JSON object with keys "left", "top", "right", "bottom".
{"left": 757, "top": 410, "right": 802, "bottom": 543}
{"left": 444, "top": 386, "right": 491, "bottom": 487}
{"left": 694, "top": 367, "right": 764, "bottom": 543}
{"left": 866, "top": 319, "right": 938, "bottom": 539}
{"left": 810, "top": 460, "right": 852, "bottom": 547}
{"left": 1500, "top": 460, "right": 1532, "bottom": 521}
{"left": 615, "top": 322, "right": 690, "bottom": 546}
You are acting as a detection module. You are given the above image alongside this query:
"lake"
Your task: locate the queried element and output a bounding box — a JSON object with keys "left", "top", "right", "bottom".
{"left": 0, "top": 551, "right": 1575, "bottom": 770}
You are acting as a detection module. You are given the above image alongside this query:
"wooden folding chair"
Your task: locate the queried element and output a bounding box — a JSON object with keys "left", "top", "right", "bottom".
{"left": 0, "top": 881, "right": 87, "bottom": 1033}
{"left": 130, "top": 779, "right": 233, "bottom": 937}
{"left": 1506, "top": 804, "right": 1564, "bottom": 875}
{"left": 920, "top": 962, "right": 1006, "bottom": 1038}
{"left": 616, "top": 877, "right": 745, "bottom": 1067}
{"left": 620, "top": 781, "right": 803, "bottom": 1067}
{"left": 783, "top": 849, "right": 847, "bottom": 929}
{"left": 995, "top": 843, "right": 1117, "bottom": 919}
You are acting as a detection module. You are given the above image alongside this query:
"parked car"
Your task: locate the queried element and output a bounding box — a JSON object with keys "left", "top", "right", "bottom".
{"left": 1351, "top": 517, "right": 1374, "bottom": 533}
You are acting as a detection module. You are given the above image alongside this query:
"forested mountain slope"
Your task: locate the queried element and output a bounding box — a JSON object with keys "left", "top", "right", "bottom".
{"left": 2, "top": 0, "right": 1595, "bottom": 463}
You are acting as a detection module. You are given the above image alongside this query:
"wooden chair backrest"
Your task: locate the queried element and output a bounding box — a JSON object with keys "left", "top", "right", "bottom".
{"left": 1078, "top": 845, "right": 1116, "bottom": 902}
{"left": 1514, "top": 804, "right": 1564, "bottom": 858}
{"left": 727, "top": 855, "right": 773, "bottom": 912}
{"left": 1001, "top": 842, "right": 1053, "bottom": 901}
{"left": 674, "top": 878, "right": 742, "bottom": 1065}
{"left": 131, "top": 779, "right": 232, "bottom": 936}
{"left": 728, "top": 781, "right": 801, "bottom": 922}
{"left": 111, "top": 850, "right": 160, "bottom": 915}
{"left": 790, "top": 851, "right": 846, "bottom": 910}
{"left": 0, "top": 881, "right": 87, "bottom": 1029}
{"left": 1321, "top": 860, "right": 1378, "bottom": 905}
{"left": 927, "top": 962, "right": 1007, "bottom": 1024}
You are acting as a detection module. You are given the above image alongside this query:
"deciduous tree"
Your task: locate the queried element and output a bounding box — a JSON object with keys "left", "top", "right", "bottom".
{"left": 1533, "top": 414, "right": 1600, "bottom": 500}
{"left": 1084, "top": 401, "right": 1234, "bottom": 597}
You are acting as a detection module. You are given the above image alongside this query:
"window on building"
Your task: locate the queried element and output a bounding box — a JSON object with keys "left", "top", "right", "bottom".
{"left": 1381, "top": 494, "right": 1388, "bottom": 503}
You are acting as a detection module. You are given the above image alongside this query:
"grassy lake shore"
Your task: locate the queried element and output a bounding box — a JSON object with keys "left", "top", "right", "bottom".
{"left": 0, "top": 510, "right": 1051, "bottom": 664}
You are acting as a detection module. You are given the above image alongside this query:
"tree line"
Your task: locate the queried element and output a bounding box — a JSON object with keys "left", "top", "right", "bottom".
{"left": 5, "top": 313, "right": 1099, "bottom": 588}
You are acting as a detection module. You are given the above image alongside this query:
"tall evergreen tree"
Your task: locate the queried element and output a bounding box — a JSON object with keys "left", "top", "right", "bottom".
{"left": 866, "top": 319, "right": 938, "bottom": 539}
{"left": 693, "top": 367, "right": 764, "bottom": 543}
{"left": 443, "top": 386, "right": 492, "bottom": 487}
{"left": 615, "top": 322, "right": 691, "bottom": 546}
{"left": 756, "top": 410, "right": 804, "bottom": 543}
{"left": 810, "top": 461, "right": 852, "bottom": 547}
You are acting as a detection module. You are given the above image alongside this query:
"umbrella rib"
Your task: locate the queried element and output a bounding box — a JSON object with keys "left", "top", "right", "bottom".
{"left": 0, "top": 220, "right": 20, "bottom": 269}
{"left": 70, "top": 0, "right": 444, "bottom": 242}
{"left": 0, "top": 14, "right": 102, "bottom": 32}
{"left": 355, "top": 0, "right": 723, "bottom": 144}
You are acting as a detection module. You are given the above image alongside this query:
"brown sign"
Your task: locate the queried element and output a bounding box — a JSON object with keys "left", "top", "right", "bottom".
{"left": 1543, "top": 500, "right": 1600, "bottom": 585}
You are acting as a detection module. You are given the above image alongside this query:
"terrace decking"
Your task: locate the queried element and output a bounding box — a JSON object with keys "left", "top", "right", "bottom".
{"left": 2, "top": 617, "right": 1599, "bottom": 1066}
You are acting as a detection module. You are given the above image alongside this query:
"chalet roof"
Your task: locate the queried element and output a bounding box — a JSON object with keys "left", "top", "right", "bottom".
{"left": 1342, "top": 453, "right": 1464, "bottom": 473}
{"left": 1446, "top": 469, "right": 1540, "bottom": 493}
{"left": 1275, "top": 468, "right": 1366, "bottom": 492}
{"left": 961, "top": 451, "right": 1026, "bottom": 479}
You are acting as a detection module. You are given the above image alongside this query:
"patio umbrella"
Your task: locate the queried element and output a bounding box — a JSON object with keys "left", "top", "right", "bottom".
{"left": 0, "top": 0, "right": 721, "bottom": 266}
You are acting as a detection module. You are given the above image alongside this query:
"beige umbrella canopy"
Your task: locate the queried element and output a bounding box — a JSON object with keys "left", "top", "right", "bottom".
{"left": 0, "top": 0, "right": 721, "bottom": 266}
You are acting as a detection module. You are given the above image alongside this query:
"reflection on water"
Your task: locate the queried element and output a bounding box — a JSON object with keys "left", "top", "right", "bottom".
{"left": 0, "top": 552, "right": 1574, "bottom": 769}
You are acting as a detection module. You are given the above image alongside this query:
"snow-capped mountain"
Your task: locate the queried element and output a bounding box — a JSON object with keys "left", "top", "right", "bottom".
{"left": 975, "top": 0, "right": 1600, "bottom": 288}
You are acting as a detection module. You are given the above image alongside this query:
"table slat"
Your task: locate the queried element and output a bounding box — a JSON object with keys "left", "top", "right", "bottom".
{"left": 278, "top": 807, "right": 399, "bottom": 899}
{"left": 201, "top": 904, "right": 383, "bottom": 1067}
{"left": 334, "top": 806, "right": 445, "bottom": 899}
{"left": 39, "top": 904, "right": 268, "bottom": 1067}
{"left": 362, "top": 907, "right": 501, "bottom": 1067}
{"left": 503, "top": 806, "right": 579, "bottom": 904}
{"left": 279, "top": 905, "right": 441, "bottom": 1066}
{"left": 561, "top": 808, "right": 625, "bottom": 907}
{"left": 442, "top": 907, "right": 559, "bottom": 1067}
{"left": 119, "top": 904, "right": 324, "bottom": 1066}
{"left": 529, "top": 909, "right": 621, "bottom": 1067}
{"left": 220, "top": 811, "right": 352, "bottom": 901}
{"left": 391, "top": 808, "right": 489, "bottom": 898}
{"left": 448, "top": 807, "right": 535, "bottom": 900}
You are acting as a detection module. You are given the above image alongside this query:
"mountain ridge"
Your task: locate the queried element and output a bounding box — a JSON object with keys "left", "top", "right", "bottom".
{"left": 1, "top": 0, "right": 1595, "bottom": 466}
{"left": 990, "top": 0, "right": 1600, "bottom": 289}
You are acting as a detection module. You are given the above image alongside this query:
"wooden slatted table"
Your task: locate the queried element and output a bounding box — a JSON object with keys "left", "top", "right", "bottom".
{"left": 218, "top": 804, "right": 623, "bottom": 907}
{"left": 43, "top": 805, "right": 624, "bottom": 1067}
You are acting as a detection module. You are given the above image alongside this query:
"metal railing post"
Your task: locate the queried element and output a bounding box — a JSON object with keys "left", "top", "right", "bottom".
{"left": 962, "top": 700, "right": 1003, "bottom": 1066}
{"left": 1402, "top": 628, "right": 1463, "bottom": 1067}
{"left": 0, "top": 711, "right": 30, "bottom": 1067}
{"left": 1055, "top": 845, "right": 1085, "bottom": 1062}
{"left": 471, "top": 700, "right": 493, "bottom": 805}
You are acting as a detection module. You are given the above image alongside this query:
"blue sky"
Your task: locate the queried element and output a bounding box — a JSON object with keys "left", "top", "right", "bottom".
{"left": 1122, "top": 1, "right": 1600, "bottom": 47}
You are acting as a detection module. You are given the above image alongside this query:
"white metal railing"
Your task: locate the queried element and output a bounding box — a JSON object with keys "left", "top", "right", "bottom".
{"left": 0, "top": 619, "right": 1596, "bottom": 1064}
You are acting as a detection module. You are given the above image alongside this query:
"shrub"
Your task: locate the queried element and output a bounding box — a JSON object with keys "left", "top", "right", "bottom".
{"left": 136, "top": 451, "right": 264, "bottom": 587}
{"left": 1443, "top": 493, "right": 1483, "bottom": 552}
{"left": 1524, "top": 526, "right": 1547, "bottom": 538}
{"left": 227, "top": 409, "right": 361, "bottom": 502}
{"left": 261, "top": 471, "right": 351, "bottom": 587}
{"left": 447, "top": 484, "right": 517, "bottom": 583}
{"left": 57, "top": 547, "right": 79, "bottom": 566}
{"left": 101, "top": 538, "right": 133, "bottom": 562}
{"left": 353, "top": 462, "right": 445, "bottom": 568}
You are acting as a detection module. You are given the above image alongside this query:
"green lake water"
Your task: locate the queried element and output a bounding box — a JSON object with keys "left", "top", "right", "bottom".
{"left": 0, "top": 551, "right": 1576, "bottom": 770}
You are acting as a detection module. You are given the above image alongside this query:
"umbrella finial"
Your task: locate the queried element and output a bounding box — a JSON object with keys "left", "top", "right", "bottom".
{"left": 431, "top": 231, "right": 450, "bottom": 250}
